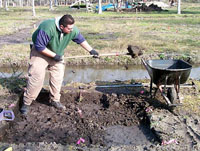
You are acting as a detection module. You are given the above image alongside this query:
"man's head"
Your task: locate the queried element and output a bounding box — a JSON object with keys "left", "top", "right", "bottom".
{"left": 59, "top": 14, "right": 75, "bottom": 34}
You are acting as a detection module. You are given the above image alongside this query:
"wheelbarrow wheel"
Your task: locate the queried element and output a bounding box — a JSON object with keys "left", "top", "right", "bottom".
{"left": 167, "top": 87, "right": 177, "bottom": 104}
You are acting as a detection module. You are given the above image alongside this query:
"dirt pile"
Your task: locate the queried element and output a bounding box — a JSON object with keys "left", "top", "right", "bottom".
{"left": 122, "top": 3, "right": 165, "bottom": 12}
{"left": 148, "top": 109, "right": 200, "bottom": 150}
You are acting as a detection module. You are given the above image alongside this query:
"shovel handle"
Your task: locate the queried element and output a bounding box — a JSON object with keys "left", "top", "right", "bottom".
{"left": 64, "top": 52, "right": 128, "bottom": 59}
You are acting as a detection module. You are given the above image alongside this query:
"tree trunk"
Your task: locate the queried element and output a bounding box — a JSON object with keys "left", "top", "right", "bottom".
{"left": 54, "top": 0, "right": 58, "bottom": 6}
{"left": 12, "top": 0, "right": 16, "bottom": 7}
{"left": 32, "top": 0, "right": 36, "bottom": 17}
{"left": 49, "top": 0, "right": 53, "bottom": 10}
{"left": 4, "top": 0, "right": 9, "bottom": 11}
{"left": 116, "top": 0, "right": 121, "bottom": 12}
{"left": 0, "top": 0, "right": 2, "bottom": 8}
{"left": 19, "top": 0, "right": 23, "bottom": 7}
{"left": 98, "top": 0, "right": 102, "bottom": 14}
{"left": 177, "top": 0, "right": 181, "bottom": 14}
{"left": 27, "top": 0, "right": 31, "bottom": 6}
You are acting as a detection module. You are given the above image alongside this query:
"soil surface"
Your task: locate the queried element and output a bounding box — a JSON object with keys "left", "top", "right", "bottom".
{"left": 0, "top": 82, "right": 199, "bottom": 151}
{"left": 2, "top": 86, "right": 153, "bottom": 146}
{"left": 0, "top": 27, "right": 31, "bottom": 48}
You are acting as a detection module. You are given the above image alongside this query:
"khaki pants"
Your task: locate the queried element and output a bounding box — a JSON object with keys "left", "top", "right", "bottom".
{"left": 23, "top": 46, "right": 65, "bottom": 105}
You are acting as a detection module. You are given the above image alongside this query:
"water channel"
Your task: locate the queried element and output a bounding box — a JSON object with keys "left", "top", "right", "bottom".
{"left": 0, "top": 64, "right": 199, "bottom": 85}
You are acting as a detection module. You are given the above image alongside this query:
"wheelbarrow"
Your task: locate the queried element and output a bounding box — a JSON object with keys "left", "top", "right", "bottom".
{"left": 142, "top": 59, "right": 192, "bottom": 106}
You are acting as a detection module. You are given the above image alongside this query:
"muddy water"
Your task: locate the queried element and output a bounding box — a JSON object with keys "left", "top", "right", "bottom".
{"left": 0, "top": 64, "right": 199, "bottom": 84}
{"left": 104, "top": 125, "right": 155, "bottom": 146}
{"left": 61, "top": 65, "right": 148, "bottom": 84}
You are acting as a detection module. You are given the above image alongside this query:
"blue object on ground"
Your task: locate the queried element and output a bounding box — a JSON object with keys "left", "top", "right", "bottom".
{"left": 96, "top": 3, "right": 114, "bottom": 11}
{"left": 96, "top": 3, "right": 132, "bottom": 11}
{"left": 0, "top": 108, "right": 15, "bottom": 121}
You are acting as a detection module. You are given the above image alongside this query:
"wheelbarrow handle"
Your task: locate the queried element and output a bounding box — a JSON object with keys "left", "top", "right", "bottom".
{"left": 141, "top": 59, "right": 149, "bottom": 72}
{"left": 141, "top": 58, "right": 147, "bottom": 66}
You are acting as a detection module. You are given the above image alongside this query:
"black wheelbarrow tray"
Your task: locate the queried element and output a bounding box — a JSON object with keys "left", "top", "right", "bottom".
{"left": 142, "top": 59, "right": 192, "bottom": 106}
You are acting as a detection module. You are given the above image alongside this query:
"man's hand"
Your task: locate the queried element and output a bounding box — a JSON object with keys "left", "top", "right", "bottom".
{"left": 89, "top": 49, "right": 99, "bottom": 58}
{"left": 53, "top": 54, "right": 63, "bottom": 62}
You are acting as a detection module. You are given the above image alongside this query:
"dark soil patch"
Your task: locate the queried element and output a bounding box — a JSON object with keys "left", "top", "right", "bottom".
{"left": 0, "top": 28, "right": 31, "bottom": 48}
{"left": 0, "top": 21, "right": 42, "bottom": 49}
{"left": 0, "top": 87, "right": 157, "bottom": 147}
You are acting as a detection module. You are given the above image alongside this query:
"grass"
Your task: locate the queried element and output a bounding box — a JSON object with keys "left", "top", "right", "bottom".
{"left": 175, "top": 80, "right": 200, "bottom": 115}
{"left": 0, "top": 3, "right": 200, "bottom": 65}
{"left": 182, "top": 95, "right": 200, "bottom": 115}
{"left": 0, "top": 44, "right": 29, "bottom": 66}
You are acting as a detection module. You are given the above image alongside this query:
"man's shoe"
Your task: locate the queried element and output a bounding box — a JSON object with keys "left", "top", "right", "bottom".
{"left": 20, "top": 104, "right": 29, "bottom": 115}
{"left": 51, "top": 101, "right": 66, "bottom": 110}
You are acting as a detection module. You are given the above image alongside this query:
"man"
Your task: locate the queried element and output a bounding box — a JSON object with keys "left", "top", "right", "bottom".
{"left": 20, "top": 14, "right": 99, "bottom": 115}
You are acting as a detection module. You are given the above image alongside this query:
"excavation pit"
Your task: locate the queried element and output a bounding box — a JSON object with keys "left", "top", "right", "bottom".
{"left": 1, "top": 86, "right": 158, "bottom": 147}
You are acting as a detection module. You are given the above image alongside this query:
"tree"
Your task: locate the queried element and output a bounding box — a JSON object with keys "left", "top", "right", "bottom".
{"left": 19, "top": 0, "right": 23, "bottom": 7}
{"left": 54, "top": 0, "right": 58, "bottom": 6}
{"left": 32, "top": 0, "right": 36, "bottom": 16}
{"left": 98, "top": 0, "right": 102, "bottom": 14}
{"left": 49, "top": 0, "right": 53, "bottom": 10}
{"left": 4, "top": 0, "right": 9, "bottom": 11}
{"left": 0, "top": 0, "right": 2, "bottom": 8}
{"left": 177, "top": 0, "right": 181, "bottom": 14}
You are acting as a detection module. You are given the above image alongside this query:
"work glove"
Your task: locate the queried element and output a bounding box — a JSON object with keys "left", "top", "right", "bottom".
{"left": 89, "top": 49, "right": 99, "bottom": 58}
{"left": 53, "top": 54, "right": 63, "bottom": 62}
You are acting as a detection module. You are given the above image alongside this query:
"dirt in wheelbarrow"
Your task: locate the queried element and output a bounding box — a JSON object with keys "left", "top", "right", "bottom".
{"left": 0, "top": 82, "right": 200, "bottom": 151}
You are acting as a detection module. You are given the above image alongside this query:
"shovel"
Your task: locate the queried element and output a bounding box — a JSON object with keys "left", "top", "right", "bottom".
{"left": 64, "top": 45, "right": 143, "bottom": 59}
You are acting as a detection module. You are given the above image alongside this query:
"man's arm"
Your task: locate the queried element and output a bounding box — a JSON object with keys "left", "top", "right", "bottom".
{"left": 79, "top": 41, "right": 93, "bottom": 52}
{"left": 80, "top": 41, "right": 99, "bottom": 57}
{"left": 73, "top": 32, "right": 99, "bottom": 57}
{"left": 34, "top": 29, "right": 56, "bottom": 58}
{"left": 39, "top": 48, "right": 57, "bottom": 58}
{"left": 33, "top": 30, "right": 62, "bottom": 61}
{"left": 39, "top": 48, "right": 62, "bottom": 62}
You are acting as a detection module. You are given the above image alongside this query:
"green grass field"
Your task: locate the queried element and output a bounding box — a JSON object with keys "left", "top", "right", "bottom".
{"left": 0, "top": 2, "right": 200, "bottom": 64}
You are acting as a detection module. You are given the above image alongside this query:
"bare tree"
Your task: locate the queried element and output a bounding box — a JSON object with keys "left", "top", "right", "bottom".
{"left": 98, "top": 0, "right": 102, "bottom": 14}
{"left": 4, "top": 0, "right": 9, "bottom": 11}
{"left": 177, "top": 0, "right": 181, "bottom": 14}
{"left": 12, "top": 0, "right": 16, "bottom": 7}
{"left": 0, "top": 0, "right": 2, "bottom": 8}
{"left": 49, "top": 0, "right": 53, "bottom": 10}
{"left": 32, "top": 0, "right": 36, "bottom": 16}
{"left": 19, "top": 0, "right": 23, "bottom": 7}
{"left": 26, "top": 0, "right": 30, "bottom": 6}
{"left": 54, "top": 0, "right": 58, "bottom": 6}
{"left": 115, "top": 0, "right": 122, "bottom": 12}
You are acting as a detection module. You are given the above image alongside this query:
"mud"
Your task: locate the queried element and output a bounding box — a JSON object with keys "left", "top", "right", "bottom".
{"left": 1, "top": 87, "right": 155, "bottom": 147}
{"left": 0, "top": 83, "right": 199, "bottom": 151}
